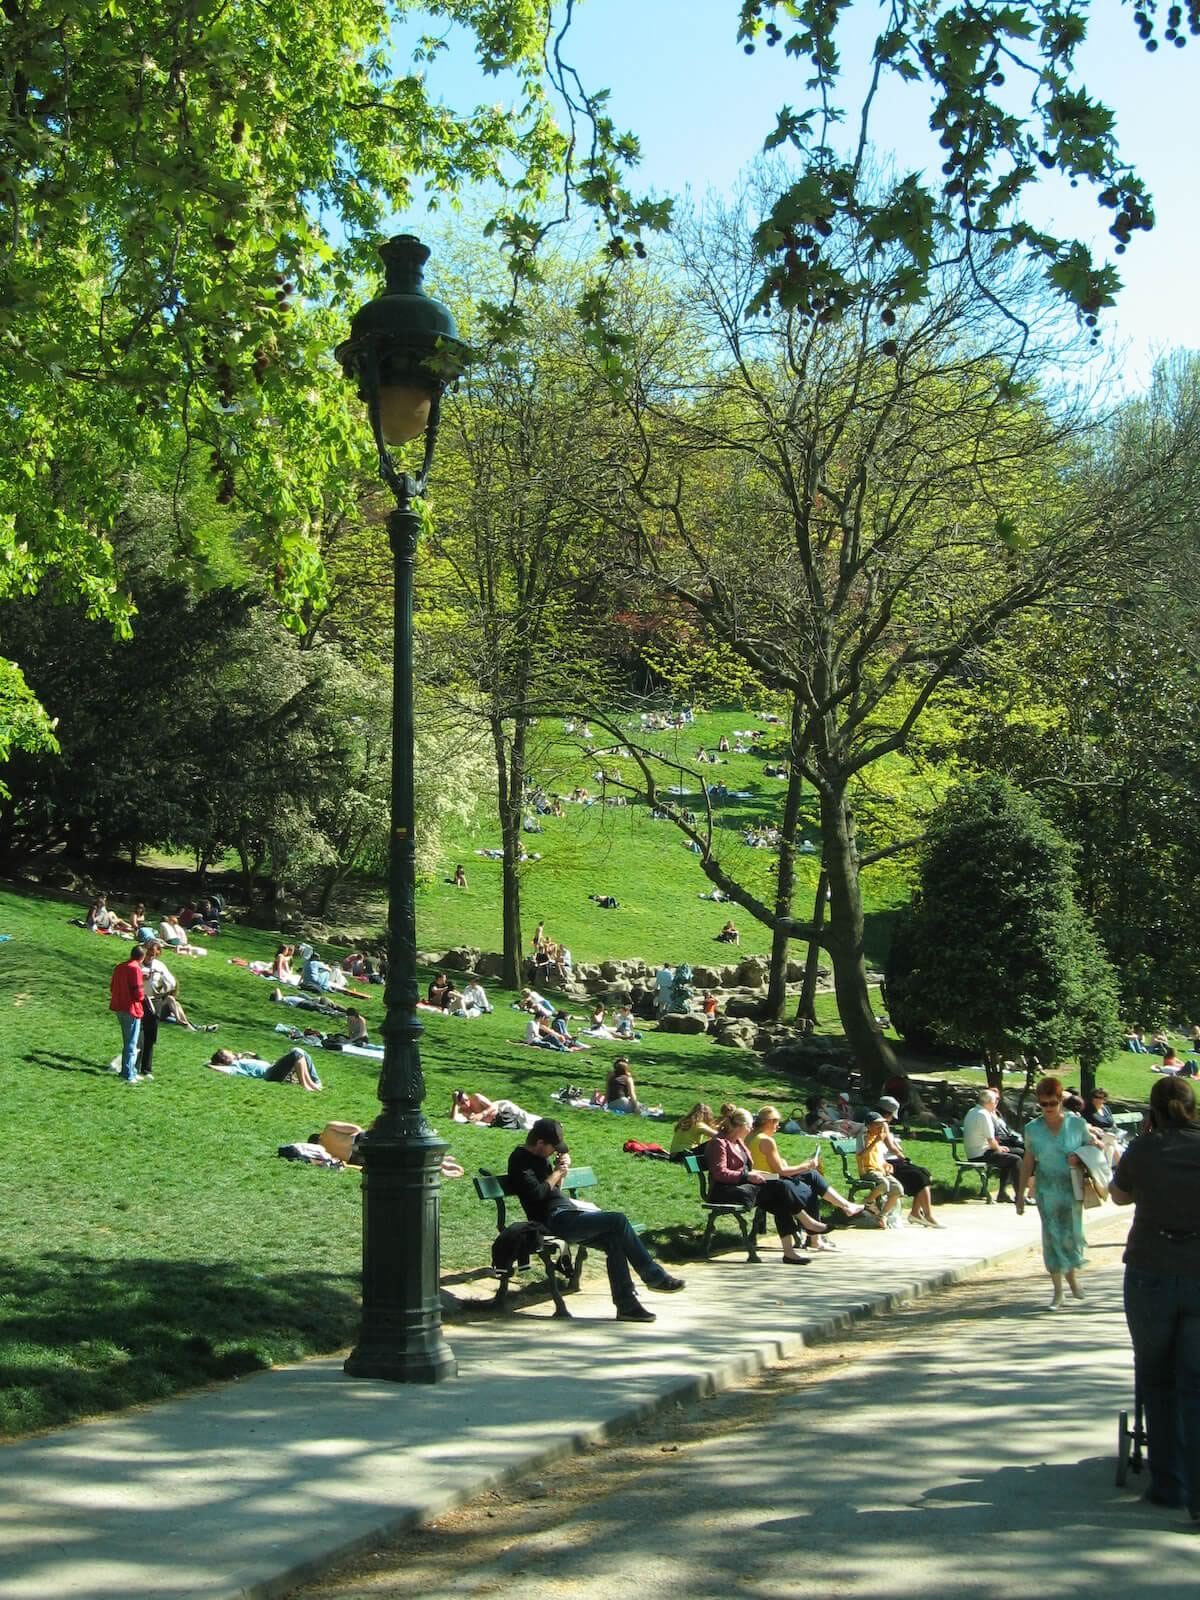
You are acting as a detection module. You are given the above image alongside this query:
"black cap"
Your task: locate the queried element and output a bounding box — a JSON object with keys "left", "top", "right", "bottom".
{"left": 528, "top": 1116, "right": 568, "bottom": 1151}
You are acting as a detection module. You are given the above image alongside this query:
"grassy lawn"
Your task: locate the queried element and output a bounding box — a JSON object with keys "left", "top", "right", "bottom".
{"left": 0, "top": 871, "right": 936, "bottom": 1441}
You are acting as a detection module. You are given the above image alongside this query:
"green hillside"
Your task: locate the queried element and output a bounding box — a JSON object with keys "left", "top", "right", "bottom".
{"left": 414, "top": 707, "right": 909, "bottom": 967}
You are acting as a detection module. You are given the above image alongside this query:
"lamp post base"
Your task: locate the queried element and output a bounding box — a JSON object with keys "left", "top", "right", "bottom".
{"left": 343, "top": 1113, "right": 456, "bottom": 1384}
{"left": 343, "top": 1338, "right": 456, "bottom": 1385}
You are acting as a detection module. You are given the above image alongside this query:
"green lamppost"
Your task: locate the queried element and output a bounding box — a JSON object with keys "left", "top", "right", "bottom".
{"left": 335, "top": 235, "right": 470, "bottom": 1382}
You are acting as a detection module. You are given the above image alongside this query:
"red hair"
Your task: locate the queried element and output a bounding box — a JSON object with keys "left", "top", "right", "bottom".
{"left": 1035, "top": 1075, "right": 1065, "bottom": 1101}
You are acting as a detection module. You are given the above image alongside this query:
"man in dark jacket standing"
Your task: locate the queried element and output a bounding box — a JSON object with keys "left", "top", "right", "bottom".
{"left": 506, "top": 1118, "right": 683, "bottom": 1322}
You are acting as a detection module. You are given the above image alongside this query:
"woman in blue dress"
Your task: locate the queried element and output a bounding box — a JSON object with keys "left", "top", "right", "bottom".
{"left": 1015, "top": 1075, "right": 1091, "bottom": 1310}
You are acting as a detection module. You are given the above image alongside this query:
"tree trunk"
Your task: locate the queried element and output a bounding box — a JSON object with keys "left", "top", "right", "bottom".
{"left": 764, "top": 701, "right": 805, "bottom": 1020}
{"left": 796, "top": 869, "right": 829, "bottom": 1026}
{"left": 819, "top": 783, "right": 899, "bottom": 1091}
{"left": 317, "top": 866, "right": 339, "bottom": 919}
{"left": 492, "top": 714, "right": 525, "bottom": 989}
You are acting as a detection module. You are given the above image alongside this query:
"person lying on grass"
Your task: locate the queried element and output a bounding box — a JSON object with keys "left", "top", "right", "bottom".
{"left": 313, "top": 1121, "right": 465, "bottom": 1176}
{"left": 450, "top": 1090, "right": 535, "bottom": 1130}
{"left": 269, "top": 986, "right": 348, "bottom": 1019}
{"left": 209, "top": 1047, "right": 322, "bottom": 1090}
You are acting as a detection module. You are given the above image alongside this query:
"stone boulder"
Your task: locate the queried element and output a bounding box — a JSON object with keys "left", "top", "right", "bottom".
{"left": 602, "top": 981, "right": 634, "bottom": 1003}
{"left": 657, "top": 1011, "right": 710, "bottom": 1035}
{"left": 724, "top": 995, "right": 765, "bottom": 1019}
{"left": 476, "top": 951, "right": 506, "bottom": 979}
{"left": 441, "top": 946, "right": 482, "bottom": 973}
{"left": 735, "top": 955, "right": 771, "bottom": 987}
{"left": 689, "top": 964, "right": 726, "bottom": 989}
{"left": 714, "top": 1018, "right": 758, "bottom": 1049}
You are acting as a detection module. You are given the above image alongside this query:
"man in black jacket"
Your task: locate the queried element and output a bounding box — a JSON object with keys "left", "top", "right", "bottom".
{"left": 506, "top": 1118, "right": 684, "bottom": 1322}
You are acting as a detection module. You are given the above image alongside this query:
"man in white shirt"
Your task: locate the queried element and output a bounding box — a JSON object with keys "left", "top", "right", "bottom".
{"left": 962, "top": 1088, "right": 1022, "bottom": 1203}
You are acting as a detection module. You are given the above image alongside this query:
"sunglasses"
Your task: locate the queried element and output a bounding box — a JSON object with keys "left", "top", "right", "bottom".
{"left": 1037, "top": 1096, "right": 1062, "bottom": 1106}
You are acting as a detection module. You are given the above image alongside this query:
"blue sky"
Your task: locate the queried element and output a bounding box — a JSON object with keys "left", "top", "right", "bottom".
{"left": 398, "top": 1, "right": 1196, "bottom": 391}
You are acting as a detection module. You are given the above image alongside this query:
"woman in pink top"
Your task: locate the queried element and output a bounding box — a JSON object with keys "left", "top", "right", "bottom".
{"left": 705, "top": 1108, "right": 824, "bottom": 1265}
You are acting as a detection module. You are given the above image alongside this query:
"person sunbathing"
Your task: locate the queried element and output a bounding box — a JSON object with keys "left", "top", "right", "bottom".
{"left": 158, "top": 913, "right": 205, "bottom": 954}
{"left": 524, "top": 1014, "right": 571, "bottom": 1051}
{"left": 584, "top": 1004, "right": 617, "bottom": 1038}
{"left": 209, "top": 1046, "right": 322, "bottom": 1090}
{"left": 613, "top": 1005, "right": 642, "bottom": 1041}
{"left": 270, "top": 986, "right": 347, "bottom": 1019}
{"left": 450, "top": 1090, "right": 535, "bottom": 1130}
{"left": 605, "top": 1057, "right": 641, "bottom": 1113}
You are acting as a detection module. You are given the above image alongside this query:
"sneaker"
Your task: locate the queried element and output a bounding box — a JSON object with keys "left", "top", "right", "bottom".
{"left": 616, "top": 1300, "right": 656, "bottom": 1322}
{"left": 122, "top": 1074, "right": 145, "bottom": 1085}
{"left": 203, "top": 1024, "right": 219, "bottom": 1033}
{"left": 648, "top": 1275, "right": 686, "bottom": 1293}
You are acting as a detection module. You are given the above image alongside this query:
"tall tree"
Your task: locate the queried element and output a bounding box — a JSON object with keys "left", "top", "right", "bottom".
{"left": 597, "top": 192, "right": 1200, "bottom": 1087}
{"left": 423, "top": 274, "right": 622, "bottom": 984}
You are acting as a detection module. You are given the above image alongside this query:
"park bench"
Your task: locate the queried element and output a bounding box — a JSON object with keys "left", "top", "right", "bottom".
{"left": 825, "top": 1136, "right": 886, "bottom": 1205}
{"left": 473, "top": 1166, "right": 642, "bottom": 1317}
{"left": 682, "top": 1151, "right": 765, "bottom": 1261}
{"left": 936, "top": 1123, "right": 994, "bottom": 1201}
{"left": 1111, "top": 1110, "right": 1146, "bottom": 1136}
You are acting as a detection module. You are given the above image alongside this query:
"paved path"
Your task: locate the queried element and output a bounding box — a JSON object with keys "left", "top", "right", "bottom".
{"left": 0, "top": 1207, "right": 1141, "bottom": 1600}
{"left": 318, "top": 1237, "right": 1197, "bottom": 1600}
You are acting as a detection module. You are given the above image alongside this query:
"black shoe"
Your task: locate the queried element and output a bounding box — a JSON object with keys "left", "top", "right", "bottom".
{"left": 648, "top": 1275, "right": 686, "bottom": 1293}
{"left": 616, "top": 1300, "right": 656, "bottom": 1322}
{"left": 995, "top": 1193, "right": 1013, "bottom": 1204}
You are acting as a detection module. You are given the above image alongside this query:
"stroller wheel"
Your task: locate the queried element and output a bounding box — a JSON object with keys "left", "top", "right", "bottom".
{"left": 1116, "top": 1410, "right": 1132, "bottom": 1486}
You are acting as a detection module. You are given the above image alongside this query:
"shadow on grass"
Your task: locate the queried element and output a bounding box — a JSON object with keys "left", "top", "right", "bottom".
{"left": 0, "top": 1253, "right": 360, "bottom": 1440}
{"left": 22, "top": 1049, "right": 109, "bottom": 1074}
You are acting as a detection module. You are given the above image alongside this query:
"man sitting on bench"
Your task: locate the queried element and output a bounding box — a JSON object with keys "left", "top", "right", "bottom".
{"left": 506, "top": 1118, "right": 684, "bottom": 1323}
{"left": 962, "top": 1088, "right": 1023, "bottom": 1202}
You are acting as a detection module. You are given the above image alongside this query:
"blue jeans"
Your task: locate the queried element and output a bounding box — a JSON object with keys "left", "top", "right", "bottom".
{"left": 1124, "top": 1266, "right": 1200, "bottom": 1511}
{"left": 117, "top": 1011, "right": 141, "bottom": 1080}
{"left": 547, "top": 1206, "right": 668, "bottom": 1308}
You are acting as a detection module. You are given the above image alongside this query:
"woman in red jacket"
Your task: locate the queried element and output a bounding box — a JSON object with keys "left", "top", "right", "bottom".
{"left": 706, "top": 1107, "right": 824, "bottom": 1265}
{"left": 109, "top": 949, "right": 145, "bottom": 1083}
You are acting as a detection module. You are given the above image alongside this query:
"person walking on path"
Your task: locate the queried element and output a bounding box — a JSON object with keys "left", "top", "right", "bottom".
{"left": 506, "top": 1118, "right": 684, "bottom": 1322}
{"left": 1016, "top": 1074, "right": 1091, "bottom": 1309}
{"left": 1110, "top": 1074, "right": 1200, "bottom": 1522}
{"left": 109, "top": 948, "right": 145, "bottom": 1083}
